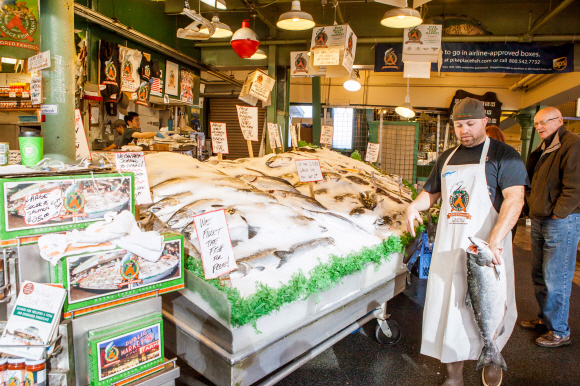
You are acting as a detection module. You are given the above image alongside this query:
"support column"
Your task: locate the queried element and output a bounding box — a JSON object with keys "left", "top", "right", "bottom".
{"left": 312, "top": 77, "right": 322, "bottom": 146}
{"left": 40, "top": 0, "right": 76, "bottom": 162}
{"left": 516, "top": 114, "right": 533, "bottom": 164}
{"left": 266, "top": 45, "right": 277, "bottom": 154}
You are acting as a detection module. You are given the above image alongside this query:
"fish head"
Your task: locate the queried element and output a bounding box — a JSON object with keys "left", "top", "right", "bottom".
{"left": 238, "top": 175, "right": 257, "bottom": 183}
{"left": 150, "top": 198, "right": 178, "bottom": 213}
{"left": 167, "top": 209, "right": 193, "bottom": 229}
{"left": 467, "top": 237, "right": 494, "bottom": 266}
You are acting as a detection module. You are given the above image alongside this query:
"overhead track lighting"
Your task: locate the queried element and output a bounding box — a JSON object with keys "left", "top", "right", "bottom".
{"left": 247, "top": 49, "right": 267, "bottom": 60}
{"left": 200, "top": 14, "right": 233, "bottom": 38}
{"left": 395, "top": 78, "right": 415, "bottom": 118}
{"left": 343, "top": 70, "right": 361, "bottom": 92}
{"left": 277, "top": 0, "right": 315, "bottom": 31}
{"left": 380, "top": 0, "right": 422, "bottom": 28}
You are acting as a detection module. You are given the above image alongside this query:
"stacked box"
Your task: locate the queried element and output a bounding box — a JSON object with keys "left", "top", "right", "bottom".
{"left": 87, "top": 312, "right": 164, "bottom": 386}
{"left": 51, "top": 233, "right": 184, "bottom": 318}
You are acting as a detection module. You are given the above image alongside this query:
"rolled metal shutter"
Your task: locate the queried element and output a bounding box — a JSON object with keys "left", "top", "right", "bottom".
{"left": 208, "top": 99, "right": 266, "bottom": 160}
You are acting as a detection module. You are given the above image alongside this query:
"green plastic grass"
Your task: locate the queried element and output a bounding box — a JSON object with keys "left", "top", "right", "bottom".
{"left": 350, "top": 150, "right": 362, "bottom": 161}
{"left": 185, "top": 236, "right": 404, "bottom": 329}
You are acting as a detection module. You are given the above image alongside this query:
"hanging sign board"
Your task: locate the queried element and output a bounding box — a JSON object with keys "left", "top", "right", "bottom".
{"left": 320, "top": 125, "right": 334, "bottom": 145}
{"left": 239, "top": 69, "right": 275, "bottom": 105}
{"left": 404, "top": 61, "right": 432, "bottom": 79}
{"left": 295, "top": 159, "right": 324, "bottom": 183}
{"left": 193, "top": 209, "right": 237, "bottom": 280}
{"left": 114, "top": 152, "right": 152, "bottom": 205}
{"left": 365, "top": 143, "right": 380, "bottom": 163}
{"left": 210, "top": 122, "right": 229, "bottom": 154}
{"left": 74, "top": 109, "right": 91, "bottom": 160}
{"left": 28, "top": 50, "right": 51, "bottom": 72}
{"left": 310, "top": 24, "right": 357, "bottom": 78}
{"left": 290, "top": 51, "right": 311, "bottom": 77}
{"left": 236, "top": 105, "right": 259, "bottom": 141}
{"left": 290, "top": 125, "right": 298, "bottom": 148}
{"left": 402, "top": 25, "right": 442, "bottom": 63}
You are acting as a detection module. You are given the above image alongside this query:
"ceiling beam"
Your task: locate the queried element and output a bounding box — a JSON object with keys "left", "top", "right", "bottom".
{"left": 523, "top": 0, "right": 577, "bottom": 40}
{"left": 240, "top": 0, "right": 277, "bottom": 30}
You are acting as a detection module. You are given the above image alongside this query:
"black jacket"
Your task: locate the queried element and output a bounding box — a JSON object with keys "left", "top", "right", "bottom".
{"left": 526, "top": 125, "right": 580, "bottom": 219}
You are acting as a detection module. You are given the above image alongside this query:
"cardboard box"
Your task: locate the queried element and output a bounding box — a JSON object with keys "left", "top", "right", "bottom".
{"left": 52, "top": 233, "right": 184, "bottom": 318}
{"left": 238, "top": 69, "right": 275, "bottom": 106}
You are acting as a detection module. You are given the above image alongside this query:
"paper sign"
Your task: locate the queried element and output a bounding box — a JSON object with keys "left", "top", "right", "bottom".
{"left": 9, "top": 92, "right": 16, "bottom": 98}
{"left": 23, "top": 188, "right": 63, "bottom": 225}
{"left": 290, "top": 125, "right": 298, "bottom": 148}
{"left": 268, "top": 123, "right": 281, "bottom": 150}
{"left": 28, "top": 50, "right": 51, "bottom": 72}
{"left": 31, "top": 72, "right": 42, "bottom": 105}
{"left": 398, "top": 175, "right": 403, "bottom": 190}
{"left": 210, "top": 122, "right": 229, "bottom": 154}
{"left": 74, "top": 109, "right": 92, "bottom": 160}
{"left": 114, "top": 152, "right": 152, "bottom": 205}
{"left": 403, "top": 24, "right": 442, "bottom": 63}
{"left": 236, "top": 105, "right": 259, "bottom": 141}
{"left": 22, "top": 91, "right": 29, "bottom": 98}
{"left": 41, "top": 104, "right": 58, "bottom": 115}
{"left": 313, "top": 48, "right": 340, "bottom": 66}
{"left": 320, "top": 125, "right": 334, "bottom": 145}
{"left": 404, "top": 61, "right": 431, "bottom": 78}
{"left": 290, "top": 51, "right": 311, "bottom": 77}
{"left": 193, "top": 209, "right": 237, "bottom": 280}
{"left": 249, "top": 82, "right": 271, "bottom": 102}
{"left": 295, "top": 159, "right": 324, "bottom": 182}
{"left": 365, "top": 143, "right": 380, "bottom": 162}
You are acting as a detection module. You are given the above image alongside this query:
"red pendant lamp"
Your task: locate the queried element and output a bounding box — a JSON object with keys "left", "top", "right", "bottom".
{"left": 231, "top": 20, "right": 260, "bottom": 58}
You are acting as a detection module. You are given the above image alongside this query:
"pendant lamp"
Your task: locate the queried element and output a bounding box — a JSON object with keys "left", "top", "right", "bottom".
{"left": 395, "top": 78, "right": 415, "bottom": 118}
{"left": 343, "top": 70, "right": 361, "bottom": 92}
{"left": 247, "top": 49, "right": 267, "bottom": 60}
{"left": 231, "top": 20, "right": 260, "bottom": 58}
{"left": 277, "top": 0, "right": 315, "bottom": 31}
{"left": 380, "top": 5, "right": 422, "bottom": 28}
{"left": 200, "top": 14, "right": 232, "bottom": 38}
{"left": 200, "top": 0, "right": 227, "bottom": 10}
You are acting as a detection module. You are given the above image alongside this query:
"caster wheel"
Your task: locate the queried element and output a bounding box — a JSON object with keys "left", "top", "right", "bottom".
{"left": 375, "top": 320, "right": 402, "bottom": 345}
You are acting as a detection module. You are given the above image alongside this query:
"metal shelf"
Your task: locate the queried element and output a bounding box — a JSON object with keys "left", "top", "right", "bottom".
{"left": 0, "top": 108, "right": 39, "bottom": 112}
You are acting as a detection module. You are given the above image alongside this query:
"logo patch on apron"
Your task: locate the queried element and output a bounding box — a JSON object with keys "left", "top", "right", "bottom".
{"left": 448, "top": 188, "right": 471, "bottom": 223}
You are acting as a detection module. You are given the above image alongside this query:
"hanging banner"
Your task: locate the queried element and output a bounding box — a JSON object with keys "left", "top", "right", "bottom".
{"left": 0, "top": 0, "right": 40, "bottom": 58}
{"left": 290, "top": 51, "right": 311, "bottom": 77}
{"left": 210, "top": 121, "right": 229, "bottom": 154}
{"left": 449, "top": 90, "right": 503, "bottom": 126}
{"left": 180, "top": 69, "right": 194, "bottom": 104}
{"left": 236, "top": 105, "right": 259, "bottom": 141}
{"left": 402, "top": 25, "right": 442, "bottom": 63}
{"left": 74, "top": 109, "right": 91, "bottom": 161}
{"left": 165, "top": 61, "right": 179, "bottom": 96}
{"left": 375, "top": 43, "right": 573, "bottom": 74}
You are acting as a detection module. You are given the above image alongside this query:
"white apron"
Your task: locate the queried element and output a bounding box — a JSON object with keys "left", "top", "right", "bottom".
{"left": 420, "top": 138, "right": 517, "bottom": 363}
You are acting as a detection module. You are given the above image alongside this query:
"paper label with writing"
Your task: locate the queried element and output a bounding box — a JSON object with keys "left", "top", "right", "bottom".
{"left": 236, "top": 105, "right": 258, "bottom": 141}
{"left": 193, "top": 209, "right": 237, "bottom": 280}
{"left": 23, "top": 188, "right": 63, "bottom": 225}
{"left": 28, "top": 50, "right": 51, "bottom": 72}
{"left": 114, "top": 152, "right": 152, "bottom": 205}
{"left": 267, "top": 123, "right": 280, "bottom": 150}
{"left": 320, "top": 125, "right": 334, "bottom": 145}
{"left": 249, "top": 82, "right": 271, "bottom": 102}
{"left": 41, "top": 104, "right": 58, "bottom": 115}
{"left": 31, "top": 72, "right": 42, "bottom": 105}
{"left": 313, "top": 48, "right": 340, "bottom": 66}
{"left": 22, "top": 91, "right": 29, "bottom": 98}
{"left": 295, "top": 159, "right": 324, "bottom": 182}
{"left": 9, "top": 91, "right": 16, "bottom": 98}
{"left": 290, "top": 125, "right": 298, "bottom": 148}
{"left": 365, "top": 142, "right": 380, "bottom": 163}
{"left": 75, "top": 109, "right": 92, "bottom": 160}
{"left": 210, "top": 122, "right": 229, "bottom": 154}
{"left": 398, "top": 175, "right": 403, "bottom": 190}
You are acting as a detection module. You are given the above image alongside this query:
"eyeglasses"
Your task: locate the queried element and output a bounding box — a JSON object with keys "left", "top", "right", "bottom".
{"left": 533, "top": 117, "right": 559, "bottom": 128}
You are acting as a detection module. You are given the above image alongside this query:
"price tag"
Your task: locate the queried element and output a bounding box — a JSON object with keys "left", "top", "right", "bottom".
{"left": 8, "top": 92, "right": 16, "bottom": 98}
{"left": 23, "top": 189, "right": 64, "bottom": 225}
{"left": 267, "top": 123, "right": 282, "bottom": 150}
{"left": 295, "top": 159, "right": 324, "bottom": 182}
{"left": 365, "top": 142, "right": 380, "bottom": 163}
{"left": 320, "top": 126, "right": 334, "bottom": 145}
{"left": 22, "top": 91, "right": 29, "bottom": 99}
{"left": 290, "top": 125, "right": 298, "bottom": 148}
{"left": 236, "top": 105, "right": 258, "bottom": 141}
{"left": 114, "top": 152, "right": 153, "bottom": 205}
{"left": 193, "top": 209, "right": 237, "bottom": 280}
{"left": 210, "top": 122, "right": 229, "bottom": 154}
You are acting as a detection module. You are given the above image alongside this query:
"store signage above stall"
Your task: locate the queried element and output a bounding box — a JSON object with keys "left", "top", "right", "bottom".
{"left": 375, "top": 43, "right": 574, "bottom": 74}
{"left": 236, "top": 105, "right": 259, "bottom": 141}
{"left": 310, "top": 24, "right": 357, "bottom": 78}
{"left": 402, "top": 25, "right": 442, "bottom": 63}
{"left": 28, "top": 50, "right": 51, "bottom": 72}
{"left": 239, "top": 69, "right": 274, "bottom": 106}
{"left": 290, "top": 51, "right": 311, "bottom": 77}
{"left": 449, "top": 90, "right": 503, "bottom": 126}
{"left": 0, "top": 0, "right": 40, "bottom": 58}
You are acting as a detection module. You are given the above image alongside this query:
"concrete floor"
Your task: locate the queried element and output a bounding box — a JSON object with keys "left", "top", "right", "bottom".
{"left": 179, "top": 221, "right": 580, "bottom": 385}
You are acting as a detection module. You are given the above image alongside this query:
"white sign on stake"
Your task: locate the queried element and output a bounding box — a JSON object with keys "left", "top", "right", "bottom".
{"left": 210, "top": 122, "right": 229, "bottom": 154}
{"left": 398, "top": 175, "right": 403, "bottom": 192}
{"left": 74, "top": 109, "right": 92, "bottom": 160}
{"left": 268, "top": 123, "right": 281, "bottom": 150}
{"left": 114, "top": 152, "right": 153, "bottom": 205}
{"left": 28, "top": 50, "right": 51, "bottom": 72}
{"left": 295, "top": 159, "right": 324, "bottom": 182}
{"left": 193, "top": 209, "right": 237, "bottom": 280}
{"left": 236, "top": 105, "right": 259, "bottom": 141}
{"left": 31, "top": 72, "right": 42, "bottom": 105}
{"left": 290, "top": 125, "right": 298, "bottom": 148}
{"left": 320, "top": 125, "right": 334, "bottom": 145}
{"left": 365, "top": 142, "right": 380, "bottom": 163}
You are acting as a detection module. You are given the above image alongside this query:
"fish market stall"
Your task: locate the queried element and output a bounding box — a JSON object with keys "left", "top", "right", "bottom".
{"left": 143, "top": 148, "right": 413, "bottom": 386}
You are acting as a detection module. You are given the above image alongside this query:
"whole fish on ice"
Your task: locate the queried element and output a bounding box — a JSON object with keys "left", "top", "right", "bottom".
{"left": 266, "top": 155, "right": 293, "bottom": 168}
{"left": 466, "top": 236, "right": 508, "bottom": 371}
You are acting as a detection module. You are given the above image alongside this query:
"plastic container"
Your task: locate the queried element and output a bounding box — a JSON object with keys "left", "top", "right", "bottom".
{"left": 6, "top": 358, "right": 25, "bottom": 386}
{"left": 0, "top": 357, "right": 8, "bottom": 386}
{"left": 18, "top": 131, "right": 44, "bottom": 167}
{"left": 25, "top": 359, "right": 46, "bottom": 386}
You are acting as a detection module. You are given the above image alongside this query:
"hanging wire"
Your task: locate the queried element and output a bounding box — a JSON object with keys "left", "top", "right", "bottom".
{"left": 256, "top": 0, "right": 284, "bottom": 8}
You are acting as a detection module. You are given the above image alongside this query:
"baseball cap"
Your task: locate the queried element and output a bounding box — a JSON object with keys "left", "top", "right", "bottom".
{"left": 452, "top": 97, "right": 486, "bottom": 121}
{"left": 112, "top": 119, "right": 127, "bottom": 130}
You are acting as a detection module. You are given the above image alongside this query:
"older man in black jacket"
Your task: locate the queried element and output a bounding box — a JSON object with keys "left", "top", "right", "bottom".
{"left": 522, "top": 106, "right": 580, "bottom": 348}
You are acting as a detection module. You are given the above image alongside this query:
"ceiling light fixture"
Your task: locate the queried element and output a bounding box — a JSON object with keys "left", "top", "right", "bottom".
{"left": 343, "top": 70, "right": 361, "bottom": 92}
{"left": 395, "top": 78, "right": 415, "bottom": 118}
{"left": 200, "top": 0, "right": 227, "bottom": 10}
{"left": 200, "top": 14, "right": 232, "bottom": 38}
{"left": 380, "top": 1, "right": 422, "bottom": 28}
{"left": 277, "top": 0, "right": 315, "bottom": 31}
{"left": 231, "top": 20, "right": 260, "bottom": 58}
{"left": 247, "top": 49, "right": 267, "bottom": 60}
{"left": 1, "top": 58, "right": 17, "bottom": 64}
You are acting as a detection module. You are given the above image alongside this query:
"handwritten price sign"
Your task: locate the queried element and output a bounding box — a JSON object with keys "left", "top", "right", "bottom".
{"left": 320, "top": 126, "right": 334, "bottom": 145}
{"left": 193, "top": 209, "right": 237, "bottom": 279}
{"left": 210, "top": 122, "right": 229, "bottom": 154}
{"left": 75, "top": 109, "right": 92, "bottom": 160}
{"left": 268, "top": 123, "right": 282, "bottom": 150}
{"left": 365, "top": 142, "right": 380, "bottom": 163}
{"left": 290, "top": 125, "right": 298, "bottom": 148}
{"left": 23, "top": 189, "right": 64, "bottom": 225}
{"left": 114, "top": 152, "right": 152, "bottom": 205}
{"left": 236, "top": 105, "right": 259, "bottom": 141}
{"left": 295, "top": 159, "right": 324, "bottom": 182}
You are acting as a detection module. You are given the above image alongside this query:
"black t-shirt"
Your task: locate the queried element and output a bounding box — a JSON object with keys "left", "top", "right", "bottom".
{"left": 117, "top": 129, "right": 137, "bottom": 148}
{"left": 424, "top": 138, "right": 529, "bottom": 212}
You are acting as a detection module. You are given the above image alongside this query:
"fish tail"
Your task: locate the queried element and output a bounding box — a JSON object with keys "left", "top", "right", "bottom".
{"left": 476, "top": 345, "right": 507, "bottom": 371}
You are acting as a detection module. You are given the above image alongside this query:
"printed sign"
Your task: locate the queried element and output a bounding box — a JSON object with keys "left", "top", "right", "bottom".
{"left": 75, "top": 109, "right": 92, "bottom": 160}
{"left": 0, "top": 0, "right": 40, "bottom": 53}
{"left": 193, "top": 209, "right": 237, "bottom": 280}
{"left": 8, "top": 91, "right": 15, "bottom": 98}
{"left": 365, "top": 142, "right": 380, "bottom": 163}
{"left": 290, "top": 51, "right": 310, "bottom": 77}
{"left": 403, "top": 25, "right": 442, "bottom": 63}
{"left": 295, "top": 159, "right": 324, "bottom": 182}
{"left": 165, "top": 61, "right": 179, "bottom": 96}
{"left": 41, "top": 104, "right": 58, "bottom": 115}
{"left": 28, "top": 50, "right": 51, "bottom": 71}
{"left": 114, "top": 152, "right": 152, "bottom": 205}
{"left": 31, "top": 72, "right": 41, "bottom": 104}
{"left": 320, "top": 125, "right": 334, "bottom": 145}
{"left": 313, "top": 48, "right": 340, "bottom": 66}
{"left": 290, "top": 125, "right": 298, "bottom": 148}
{"left": 267, "top": 123, "right": 282, "bottom": 150}
{"left": 21, "top": 91, "right": 29, "bottom": 98}
{"left": 210, "top": 122, "right": 229, "bottom": 154}
{"left": 180, "top": 69, "right": 194, "bottom": 104}
{"left": 310, "top": 24, "right": 357, "bottom": 77}
{"left": 236, "top": 105, "right": 259, "bottom": 141}
{"left": 23, "top": 188, "right": 63, "bottom": 225}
